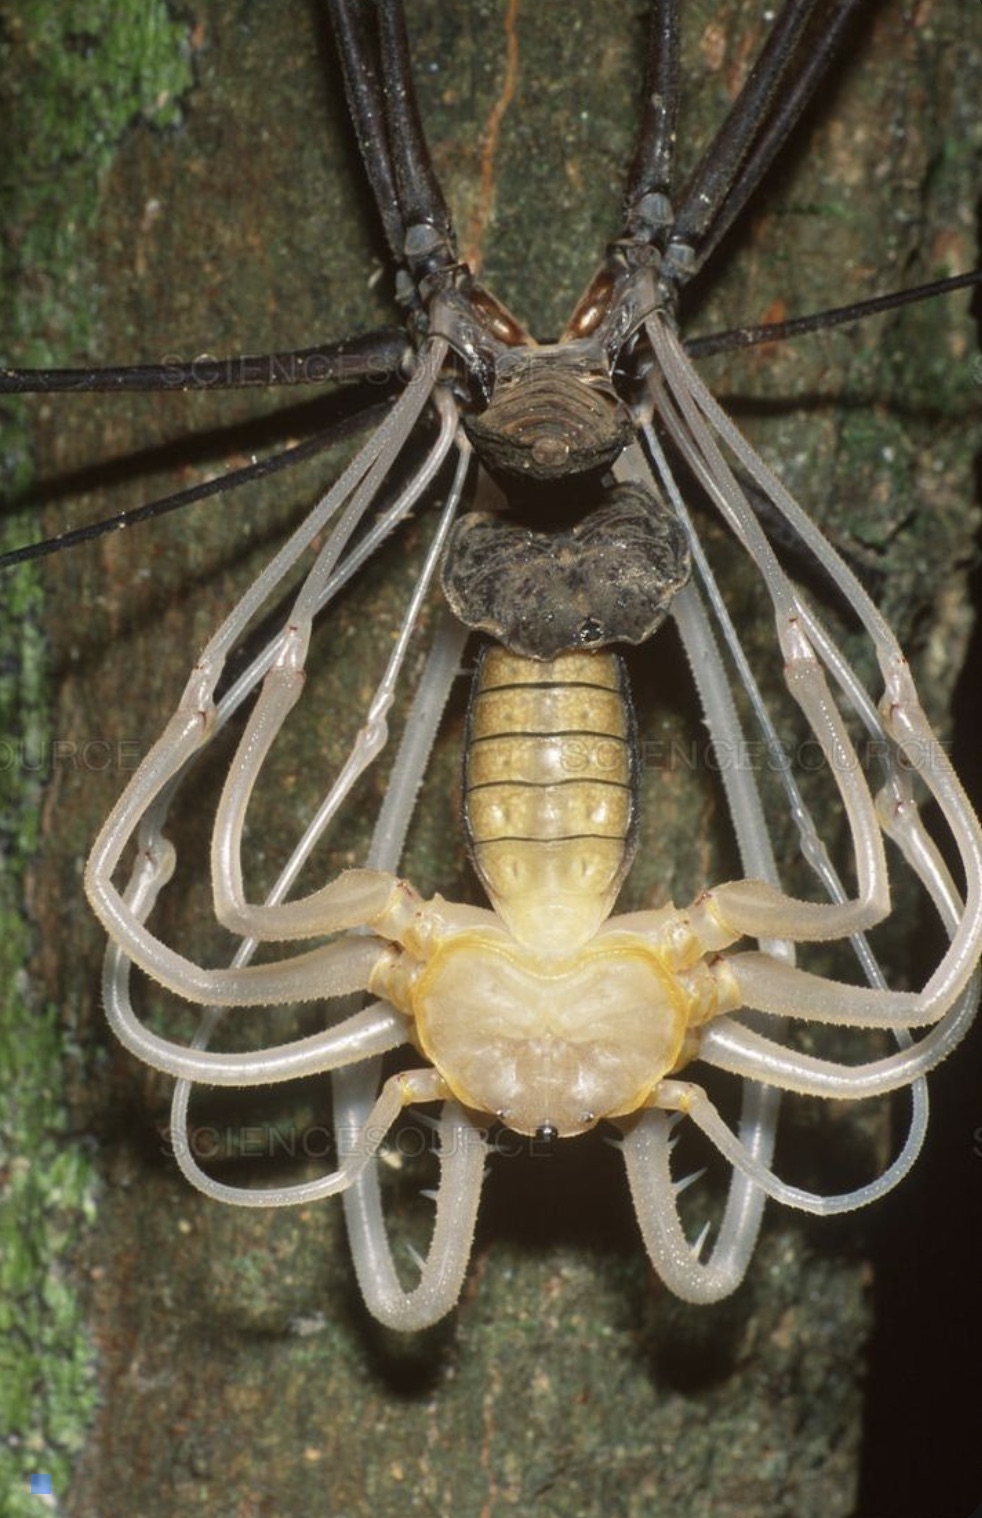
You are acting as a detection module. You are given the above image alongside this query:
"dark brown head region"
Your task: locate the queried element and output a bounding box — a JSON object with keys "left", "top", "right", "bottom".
{"left": 463, "top": 370, "right": 634, "bottom": 490}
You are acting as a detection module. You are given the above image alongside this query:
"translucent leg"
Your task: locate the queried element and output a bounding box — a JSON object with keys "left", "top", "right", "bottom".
{"left": 647, "top": 328, "right": 893, "bottom": 940}
{"left": 697, "top": 984, "right": 979, "bottom": 1099}
{"left": 97, "top": 820, "right": 386, "bottom": 1008}
{"left": 339, "top": 1064, "right": 489, "bottom": 1332}
{"left": 169, "top": 1064, "right": 445, "bottom": 1209}
{"left": 101, "top": 836, "right": 404, "bottom": 1081}
{"left": 618, "top": 318, "right": 981, "bottom": 1297}
{"left": 647, "top": 311, "right": 982, "bottom": 1019}
{"left": 618, "top": 393, "right": 943, "bottom": 1293}
{"left": 86, "top": 343, "right": 451, "bottom": 1002}
{"left": 614, "top": 531, "right": 790, "bottom": 1298}
{"left": 208, "top": 439, "right": 469, "bottom": 942}
{"left": 337, "top": 611, "right": 478, "bottom": 1329}
{"left": 703, "top": 772, "right": 982, "bottom": 1092}
{"left": 645, "top": 1074, "right": 928, "bottom": 1218}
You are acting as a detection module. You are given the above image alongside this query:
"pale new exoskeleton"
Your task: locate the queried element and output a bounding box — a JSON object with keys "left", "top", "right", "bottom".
{"left": 41, "top": 0, "right": 982, "bottom": 1330}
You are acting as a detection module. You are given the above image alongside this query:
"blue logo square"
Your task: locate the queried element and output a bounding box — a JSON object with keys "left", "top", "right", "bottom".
{"left": 30, "top": 1474, "right": 53, "bottom": 1495}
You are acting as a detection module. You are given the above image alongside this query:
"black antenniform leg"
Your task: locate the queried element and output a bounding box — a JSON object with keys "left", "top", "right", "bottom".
{"left": 328, "top": 0, "right": 458, "bottom": 292}
{"left": 686, "top": 270, "right": 982, "bottom": 361}
{"left": 690, "top": 0, "right": 866, "bottom": 274}
{"left": 0, "top": 330, "right": 409, "bottom": 395}
{"left": 623, "top": 0, "right": 681, "bottom": 243}
{"left": 664, "top": 0, "right": 865, "bottom": 293}
{"left": 327, "top": 0, "right": 406, "bottom": 260}
{"left": 376, "top": 0, "right": 454, "bottom": 260}
{"left": 0, "top": 394, "right": 399, "bottom": 571}
{"left": 670, "top": 0, "right": 822, "bottom": 257}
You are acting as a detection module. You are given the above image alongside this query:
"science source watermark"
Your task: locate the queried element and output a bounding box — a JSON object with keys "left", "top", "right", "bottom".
{"left": 0, "top": 736, "right": 142, "bottom": 776}
{"left": 156, "top": 348, "right": 404, "bottom": 389}
{"left": 0, "top": 731, "right": 952, "bottom": 780}
{"left": 545, "top": 733, "right": 952, "bottom": 778}
{"left": 164, "top": 1118, "right": 555, "bottom": 1166}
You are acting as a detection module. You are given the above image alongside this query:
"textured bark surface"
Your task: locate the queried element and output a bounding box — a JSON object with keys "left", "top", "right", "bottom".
{"left": 1, "top": 2, "right": 980, "bottom": 1515}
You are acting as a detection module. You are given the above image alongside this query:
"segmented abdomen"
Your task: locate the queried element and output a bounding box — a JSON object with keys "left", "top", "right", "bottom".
{"left": 463, "top": 646, "right": 638, "bottom": 947}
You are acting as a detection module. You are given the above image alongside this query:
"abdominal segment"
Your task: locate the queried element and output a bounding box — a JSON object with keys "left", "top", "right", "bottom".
{"left": 463, "top": 646, "right": 639, "bottom": 950}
